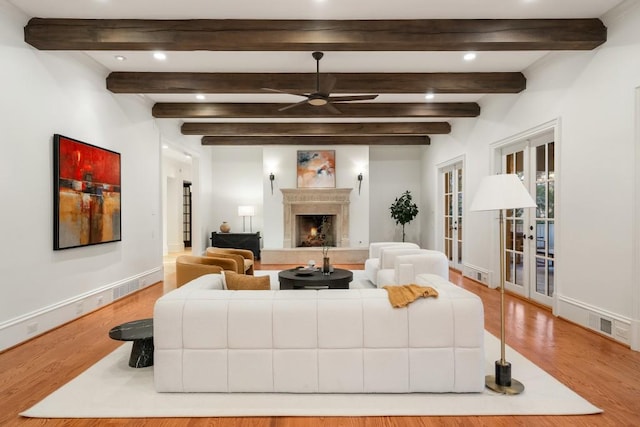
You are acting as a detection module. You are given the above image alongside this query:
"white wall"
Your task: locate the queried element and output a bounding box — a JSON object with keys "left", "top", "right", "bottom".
{"left": 370, "top": 146, "right": 425, "bottom": 244}
{"left": 207, "top": 145, "right": 425, "bottom": 250}
{"left": 207, "top": 146, "right": 371, "bottom": 249}
{"left": 423, "top": 2, "right": 640, "bottom": 346}
{"left": 0, "top": 1, "right": 163, "bottom": 350}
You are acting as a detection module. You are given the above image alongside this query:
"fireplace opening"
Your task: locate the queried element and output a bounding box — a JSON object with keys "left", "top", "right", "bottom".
{"left": 296, "top": 215, "right": 336, "bottom": 247}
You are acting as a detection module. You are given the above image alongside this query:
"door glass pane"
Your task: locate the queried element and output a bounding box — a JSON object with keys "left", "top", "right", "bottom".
{"left": 536, "top": 182, "right": 547, "bottom": 218}
{"left": 457, "top": 168, "right": 463, "bottom": 191}
{"left": 536, "top": 257, "right": 546, "bottom": 294}
{"left": 445, "top": 171, "right": 451, "bottom": 193}
{"left": 548, "top": 181, "right": 555, "bottom": 218}
{"left": 536, "top": 144, "right": 546, "bottom": 181}
{"left": 506, "top": 153, "right": 514, "bottom": 174}
{"left": 515, "top": 252, "right": 524, "bottom": 286}
{"left": 506, "top": 220, "right": 514, "bottom": 250}
{"left": 536, "top": 220, "right": 545, "bottom": 256}
{"left": 515, "top": 151, "right": 524, "bottom": 178}
{"left": 548, "top": 221, "right": 555, "bottom": 258}
{"left": 548, "top": 260, "right": 555, "bottom": 296}
{"left": 457, "top": 241, "right": 462, "bottom": 264}
{"left": 515, "top": 220, "right": 524, "bottom": 251}
{"left": 505, "top": 252, "right": 513, "bottom": 283}
{"left": 548, "top": 142, "right": 555, "bottom": 176}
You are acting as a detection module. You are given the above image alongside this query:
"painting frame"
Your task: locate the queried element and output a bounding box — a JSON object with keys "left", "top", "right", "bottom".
{"left": 296, "top": 150, "right": 336, "bottom": 188}
{"left": 53, "top": 134, "right": 121, "bottom": 250}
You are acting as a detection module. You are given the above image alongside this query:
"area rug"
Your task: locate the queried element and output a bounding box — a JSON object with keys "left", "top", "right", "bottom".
{"left": 20, "top": 331, "right": 601, "bottom": 418}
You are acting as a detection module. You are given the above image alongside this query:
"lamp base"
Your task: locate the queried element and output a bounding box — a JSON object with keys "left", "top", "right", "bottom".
{"left": 485, "top": 361, "right": 525, "bottom": 395}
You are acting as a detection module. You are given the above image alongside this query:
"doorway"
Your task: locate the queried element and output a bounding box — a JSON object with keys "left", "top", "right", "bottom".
{"left": 500, "top": 131, "right": 555, "bottom": 308}
{"left": 183, "top": 181, "right": 192, "bottom": 248}
{"left": 441, "top": 160, "right": 464, "bottom": 271}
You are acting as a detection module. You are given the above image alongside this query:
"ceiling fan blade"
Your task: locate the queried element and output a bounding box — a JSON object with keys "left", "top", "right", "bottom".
{"left": 262, "top": 87, "right": 309, "bottom": 97}
{"left": 328, "top": 94, "right": 379, "bottom": 102}
{"left": 318, "top": 74, "right": 337, "bottom": 96}
{"left": 278, "top": 98, "right": 311, "bottom": 112}
{"left": 324, "top": 102, "right": 342, "bottom": 114}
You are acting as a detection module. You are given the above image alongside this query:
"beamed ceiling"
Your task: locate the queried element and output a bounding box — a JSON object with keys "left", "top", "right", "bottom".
{"left": 17, "top": 0, "right": 616, "bottom": 146}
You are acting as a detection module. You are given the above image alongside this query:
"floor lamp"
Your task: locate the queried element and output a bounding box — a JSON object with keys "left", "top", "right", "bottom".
{"left": 470, "top": 174, "right": 536, "bottom": 395}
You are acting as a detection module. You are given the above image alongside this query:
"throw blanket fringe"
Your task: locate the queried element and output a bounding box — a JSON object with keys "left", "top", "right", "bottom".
{"left": 383, "top": 284, "right": 439, "bottom": 308}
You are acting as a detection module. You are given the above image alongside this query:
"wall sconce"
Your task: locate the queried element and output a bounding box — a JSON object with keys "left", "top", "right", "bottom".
{"left": 269, "top": 172, "right": 275, "bottom": 195}
{"left": 238, "top": 205, "right": 255, "bottom": 232}
{"left": 357, "top": 172, "right": 363, "bottom": 195}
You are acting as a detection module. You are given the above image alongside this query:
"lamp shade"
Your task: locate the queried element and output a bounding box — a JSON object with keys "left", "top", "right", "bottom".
{"left": 470, "top": 174, "right": 536, "bottom": 212}
{"left": 237, "top": 205, "right": 255, "bottom": 217}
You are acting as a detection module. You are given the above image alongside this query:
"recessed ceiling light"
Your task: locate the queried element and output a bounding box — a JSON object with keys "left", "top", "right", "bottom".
{"left": 196, "top": 94, "right": 206, "bottom": 100}
{"left": 463, "top": 52, "right": 477, "bottom": 61}
{"left": 425, "top": 93, "right": 435, "bottom": 100}
{"left": 153, "top": 52, "right": 167, "bottom": 61}
{"left": 114, "top": 55, "right": 126, "bottom": 61}
{"left": 162, "top": 144, "right": 169, "bottom": 149}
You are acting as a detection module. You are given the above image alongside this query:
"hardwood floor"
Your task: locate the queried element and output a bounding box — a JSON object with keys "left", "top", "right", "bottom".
{"left": 1, "top": 264, "right": 639, "bottom": 426}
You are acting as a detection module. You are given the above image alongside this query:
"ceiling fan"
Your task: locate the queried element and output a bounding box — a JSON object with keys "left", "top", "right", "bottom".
{"left": 264, "top": 51, "right": 379, "bottom": 114}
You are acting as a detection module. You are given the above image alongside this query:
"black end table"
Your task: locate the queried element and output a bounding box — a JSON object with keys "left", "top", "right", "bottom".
{"left": 278, "top": 268, "right": 353, "bottom": 290}
{"left": 108, "top": 318, "right": 154, "bottom": 368}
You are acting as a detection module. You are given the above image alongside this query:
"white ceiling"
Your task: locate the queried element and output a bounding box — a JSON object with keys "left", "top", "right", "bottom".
{"left": 8, "top": 0, "right": 625, "bottom": 111}
{"left": 9, "top": 0, "right": 624, "bottom": 20}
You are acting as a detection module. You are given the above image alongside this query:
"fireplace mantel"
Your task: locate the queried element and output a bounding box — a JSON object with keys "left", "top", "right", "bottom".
{"left": 281, "top": 188, "right": 352, "bottom": 248}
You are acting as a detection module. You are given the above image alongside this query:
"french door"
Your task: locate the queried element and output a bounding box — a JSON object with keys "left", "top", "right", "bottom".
{"left": 443, "top": 163, "right": 463, "bottom": 270}
{"left": 502, "top": 133, "right": 555, "bottom": 307}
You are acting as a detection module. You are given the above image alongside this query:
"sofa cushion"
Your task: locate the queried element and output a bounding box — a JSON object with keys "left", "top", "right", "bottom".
{"left": 224, "top": 271, "right": 270, "bottom": 290}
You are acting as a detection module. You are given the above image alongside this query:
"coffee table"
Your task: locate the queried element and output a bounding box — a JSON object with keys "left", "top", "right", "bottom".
{"left": 108, "top": 318, "right": 154, "bottom": 368}
{"left": 278, "top": 268, "right": 353, "bottom": 290}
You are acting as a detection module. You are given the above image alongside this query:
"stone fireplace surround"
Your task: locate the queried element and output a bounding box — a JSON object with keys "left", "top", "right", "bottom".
{"left": 260, "top": 188, "right": 368, "bottom": 265}
{"left": 282, "top": 188, "right": 351, "bottom": 248}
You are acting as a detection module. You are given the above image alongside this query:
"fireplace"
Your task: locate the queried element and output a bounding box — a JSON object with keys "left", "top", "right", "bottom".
{"left": 281, "top": 188, "right": 352, "bottom": 248}
{"left": 296, "top": 214, "right": 336, "bottom": 247}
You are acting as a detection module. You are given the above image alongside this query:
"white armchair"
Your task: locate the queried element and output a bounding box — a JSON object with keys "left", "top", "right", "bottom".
{"left": 377, "top": 250, "right": 449, "bottom": 287}
{"left": 364, "top": 242, "right": 420, "bottom": 285}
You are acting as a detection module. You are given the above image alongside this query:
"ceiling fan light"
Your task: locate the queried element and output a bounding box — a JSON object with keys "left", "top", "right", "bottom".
{"left": 308, "top": 97, "right": 328, "bottom": 106}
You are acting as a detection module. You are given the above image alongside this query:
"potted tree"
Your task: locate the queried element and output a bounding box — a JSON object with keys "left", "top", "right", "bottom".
{"left": 389, "top": 190, "right": 419, "bottom": 242}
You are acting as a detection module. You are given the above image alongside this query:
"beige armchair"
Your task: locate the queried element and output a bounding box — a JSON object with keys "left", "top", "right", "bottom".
{"left": 205, "top": 247, "right": 255, "bottom": 275}
{"left": 175, "top": 255, "right": 228, "bottom": 288}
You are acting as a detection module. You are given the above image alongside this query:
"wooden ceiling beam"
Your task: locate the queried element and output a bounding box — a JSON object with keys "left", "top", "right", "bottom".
{"left": 25, "top": 18, "right": 606, "bottom": 51}
{"left": 153, "top": 102, "right": 480, "bottom": 118}
{"left": 108, "top": 72, "right": 525, "bottom": 94}
{"left": 201, "top": 136, "right": 430, "bottom": 146}
{"left": 181, "top": 122, "right": 450, "bottom": 136}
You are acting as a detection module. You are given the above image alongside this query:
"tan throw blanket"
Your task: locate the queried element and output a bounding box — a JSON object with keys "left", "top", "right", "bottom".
{"left": 382, "top": 284, "right": 439, "bottom": 308}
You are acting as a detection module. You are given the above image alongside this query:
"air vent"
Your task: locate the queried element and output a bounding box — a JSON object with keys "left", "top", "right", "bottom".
{"left": 113, "top": 279, "right": 140, "bottom": 300}
{"left": 588, "top": 313, "right": 613, "bottom": 336}
{"left": 600, "top": 318, "right": 612, "bottom": 335}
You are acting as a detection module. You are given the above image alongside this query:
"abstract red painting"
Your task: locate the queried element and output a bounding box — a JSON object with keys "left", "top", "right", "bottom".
{"left": 53, "top": 134, "right": 121, "bottom": 250}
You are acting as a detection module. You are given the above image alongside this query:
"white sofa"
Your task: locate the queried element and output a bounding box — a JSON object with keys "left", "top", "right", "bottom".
{"left": 377, "top": 250, "right": 449, "bottom": 287}
{"left": 153, "top": 273, "right": 485, "bottom": 393}
{"left": 364, "top": 242, "right": 420, "bottom": 285}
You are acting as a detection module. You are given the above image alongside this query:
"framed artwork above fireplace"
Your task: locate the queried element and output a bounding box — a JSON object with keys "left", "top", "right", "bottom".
{"left": 297, "top": 150, "right": 335, "bottom": 188}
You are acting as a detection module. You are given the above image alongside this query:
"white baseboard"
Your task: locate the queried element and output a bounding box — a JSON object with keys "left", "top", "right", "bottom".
{"left": 0, "top": 267, "right": 163, "bottom": 352}
{"left": 462, "top": 263, "right": 493, "bottom": 288}
{"left": 558, "top": 295, "right": 633, "bottom": 348}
